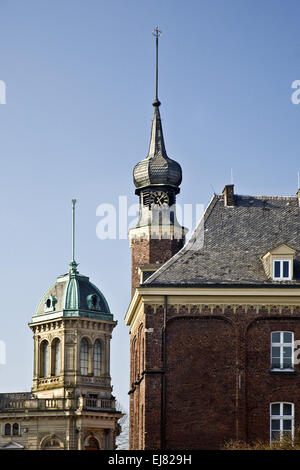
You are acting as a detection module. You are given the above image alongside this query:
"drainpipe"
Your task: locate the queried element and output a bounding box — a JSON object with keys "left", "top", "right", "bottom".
{"left": 161, "top": 295, "right": 167, "bottom": 450}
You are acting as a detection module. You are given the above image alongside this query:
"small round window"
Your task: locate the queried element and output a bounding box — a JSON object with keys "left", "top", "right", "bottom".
{"left": 46, "top": 299, "right": 51, "bottom": 309}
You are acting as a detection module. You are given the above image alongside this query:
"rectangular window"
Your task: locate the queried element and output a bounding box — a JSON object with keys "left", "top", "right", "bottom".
{"left": 274, "top": 261, "right": 281, "bottom": 278}
{"left": 273, "top": 260, "right": 291, "bottom": 280}
{"left": 283, "top": 261, "right": 289, "bottom": 278}
{"left": 270, "top": 403, "right": 294, "bottom": 442}
{"left": 271, "top": 332, "right": 294, "bottom": 370}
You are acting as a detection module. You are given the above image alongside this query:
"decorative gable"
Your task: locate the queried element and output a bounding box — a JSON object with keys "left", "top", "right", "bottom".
{"left": 261, "top": 244, "right": 296, "bottom": 280}
{"left": 0, "top": 441, "right": 24, "bottom": 449}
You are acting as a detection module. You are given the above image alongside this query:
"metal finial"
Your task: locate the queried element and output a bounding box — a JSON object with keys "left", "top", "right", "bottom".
{"left": 152, "top": 26, "right": 162, "bottom": 107}
{"left": 69, "top": 199, "right": 78, "bottom": 273}
{"left": 152, "top": 25, "right": 162, "bottom": 39}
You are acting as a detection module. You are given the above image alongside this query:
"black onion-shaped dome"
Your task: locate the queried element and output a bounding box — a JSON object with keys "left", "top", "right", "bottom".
{"left": 133, "top": 105, "right": 182, "bottom": 190}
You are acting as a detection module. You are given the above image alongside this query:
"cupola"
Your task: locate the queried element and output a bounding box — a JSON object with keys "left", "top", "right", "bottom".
{"left": 32, "top": 200, "right": 112, "bottom": 322}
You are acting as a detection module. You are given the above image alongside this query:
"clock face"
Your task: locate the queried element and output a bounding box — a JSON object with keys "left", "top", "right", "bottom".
{"left": 149, "top": 191, "right": 169, "bottom": 207}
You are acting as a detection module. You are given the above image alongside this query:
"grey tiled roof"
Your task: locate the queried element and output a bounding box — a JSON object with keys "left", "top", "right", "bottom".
{"left": 145, "top": 194, "right": 300, "bottom": 287}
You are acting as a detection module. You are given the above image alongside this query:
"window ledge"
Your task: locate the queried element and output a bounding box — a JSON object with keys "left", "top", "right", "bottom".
{"left": 269, "top": 369, "right": 297, "bottom": 375}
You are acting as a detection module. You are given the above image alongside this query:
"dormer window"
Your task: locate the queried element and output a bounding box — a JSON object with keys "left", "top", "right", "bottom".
{"left": 91, "top": 295, "right": 98, "bottom": 308}
{"left": 87, "top": 294, "right": 100, "bottom": 310}
{"left": 261, "top": 244, "right": 295, "bottom": 281}
{"left": 273, "top": 260, "right": 291, "bottom": 280}
{"left": 138, "top": 263, "right": 163, "bottom": 284}
{"left": 44, "top": 295, "right": 57, "bottom": 312}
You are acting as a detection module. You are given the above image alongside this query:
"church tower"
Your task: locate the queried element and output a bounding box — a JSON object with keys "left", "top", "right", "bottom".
{"left": 129, "top": 27, "right": 186, "bottom": 296}
{"left": 127, "top": 29, "right": 187, "bottom": 450}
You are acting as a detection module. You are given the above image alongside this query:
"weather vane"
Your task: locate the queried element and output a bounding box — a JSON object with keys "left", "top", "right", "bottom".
{"left": 152, "top": 26, "right": 162, "bottom": 107}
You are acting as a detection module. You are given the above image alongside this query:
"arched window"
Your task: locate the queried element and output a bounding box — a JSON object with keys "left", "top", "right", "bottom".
{"left": 40, "top": 341, "right": 49, "bottom": 377}
{"left": 41, "top": 435, "right": 63, "bottom": 450}
{"left": 4, "top": 423, "right": 11, "bottom": 435}
{"left": 80, "top": 339, "right": 89, "bottom": 375}
{"left": 93, "top": 340, "right": 101, "bottom": 376}
{"left": 84, "top": 436, "right": 100, "bottom": 450}
{"left": 52, "top": 339, "right": 61, "bottom": 376}
{"left": 12, "top": 423, "right": 19, "bottom": 436}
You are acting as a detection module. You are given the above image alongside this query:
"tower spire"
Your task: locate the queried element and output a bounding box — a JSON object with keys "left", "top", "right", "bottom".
{"left": 69, "top": 199, "right": 78, "bottom": 273}
{"left": 146, "top": 27, "right": 168, "bottom": 160}
{"left": 152, "top": 26, "right": 162, "bottom": 107}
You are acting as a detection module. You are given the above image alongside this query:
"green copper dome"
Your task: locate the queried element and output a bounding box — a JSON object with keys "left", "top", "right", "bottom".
{"left": 32, "top": 270, "right": 112, "bottom": 323}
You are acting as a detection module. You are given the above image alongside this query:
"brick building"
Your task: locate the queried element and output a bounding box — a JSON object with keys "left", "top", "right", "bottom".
{"left": 125, "top": 30, "right": 300, "bottom": 450}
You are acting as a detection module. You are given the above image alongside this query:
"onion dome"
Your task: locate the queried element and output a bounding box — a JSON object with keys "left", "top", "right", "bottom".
{"left": 133, "top": 103, "right": 182, "bottom": 191}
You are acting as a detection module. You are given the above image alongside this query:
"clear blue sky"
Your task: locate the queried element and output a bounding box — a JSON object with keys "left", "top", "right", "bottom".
{"left": 1, "top": 0, "right": 300, "bottom": 410}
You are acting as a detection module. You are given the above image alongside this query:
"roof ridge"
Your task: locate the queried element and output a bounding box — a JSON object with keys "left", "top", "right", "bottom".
{"left": 234, "top": 195, "right": 297, "bottom": 200}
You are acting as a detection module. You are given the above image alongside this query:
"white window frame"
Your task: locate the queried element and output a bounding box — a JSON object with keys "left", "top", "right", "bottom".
{"left": 273, "top": 260, "right": 291, "bottom": 280}
{"left": 270, "top": 402, "right": 294, "bottom": 443}
{"left": 271, "top": 331, "right": 294, "bottom": 371}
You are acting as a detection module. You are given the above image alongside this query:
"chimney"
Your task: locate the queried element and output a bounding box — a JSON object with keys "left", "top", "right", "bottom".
{"left": 222, "top": 184, "right": 235, "bottom": 207}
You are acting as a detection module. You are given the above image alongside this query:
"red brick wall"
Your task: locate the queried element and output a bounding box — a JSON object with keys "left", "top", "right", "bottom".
{"left": 165, "top": 316, "right": 236, "bottom": 450}
{"left": 129, "top": 320, "right": 147, "bottom": 450}
{"left": 130, "top": 238, "right": 184, "bottom": 296}
{"left": 246, "top": 317, "right": 300, "bottom": 443}
{"left": 129, "top": 303, "right": 300, "bottom": 450}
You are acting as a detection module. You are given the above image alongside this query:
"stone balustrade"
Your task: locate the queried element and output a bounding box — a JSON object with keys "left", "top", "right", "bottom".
{"left": 0, "top": 396, "right": 116, "bottom": 412}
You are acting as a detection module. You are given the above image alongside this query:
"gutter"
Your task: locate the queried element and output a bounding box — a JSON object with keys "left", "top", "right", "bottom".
{"left": 140, "top": 282, "right": 300, "bottom": 289}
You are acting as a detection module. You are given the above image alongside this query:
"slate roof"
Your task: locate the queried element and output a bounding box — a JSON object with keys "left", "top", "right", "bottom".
{"left": 144, "top": 193, "right": 300, "bottom": 287}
